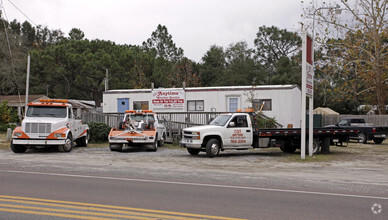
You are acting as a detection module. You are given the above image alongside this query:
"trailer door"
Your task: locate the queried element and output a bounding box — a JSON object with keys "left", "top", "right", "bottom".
{"left": 117, "top": 98, "right": 129, "bottom": 113}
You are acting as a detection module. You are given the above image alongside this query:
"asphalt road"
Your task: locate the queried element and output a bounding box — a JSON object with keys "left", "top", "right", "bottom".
{"left": 1, "top": 141, "right": 388, "bottom": 219}
{"left": 0, "top": 168, "right": 387, "bottom": 220}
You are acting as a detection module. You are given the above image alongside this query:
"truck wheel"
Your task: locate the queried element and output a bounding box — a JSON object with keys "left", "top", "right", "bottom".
{"left": 206, "top": 139, "right": 220, "bottom": 158}
{"left": 76, "top": 131, "right": 89, "bottom": 147}
{"left": 357, "top": 133, "right": 367, "bottom": 144}
{"left": 280, "top": 141, "right": 296, "bottom": 153}
{"left": 10, "top": 141, "right": 27, "bottom": 153}
{"left": 59, "top": 134, "right": 73, "bottom": 152}
{"left": 321, "top": 137, "right": 331, "bottom": 154}
{"left": 150, "top": 135, "right": 158, "bottom": 152}
{"left": 373, "top": 138, "right": 384, "bottom": 144}
{"left": 109, "top": 144, "right": 123, "bottom": 152}
{"left": 187, "top": 148, "right": 200, "bottom": 155}
{"left": 158, "top": 133, "right": 166, "bottom": 147}
{"left": 306, "top": 139, "right": 320, "bottom": 155}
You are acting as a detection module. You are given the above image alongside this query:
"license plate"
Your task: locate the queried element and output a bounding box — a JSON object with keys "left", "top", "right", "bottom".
{"left": 185, "top": 138, "right": 193, "bottom": 143}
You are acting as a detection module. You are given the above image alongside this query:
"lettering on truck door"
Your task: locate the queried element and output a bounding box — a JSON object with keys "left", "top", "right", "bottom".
{"left": 224, "top": 115, "right": 252, "bottom": 146}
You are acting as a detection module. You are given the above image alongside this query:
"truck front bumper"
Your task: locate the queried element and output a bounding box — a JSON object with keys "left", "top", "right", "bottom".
{"left": 12, "top": 139, "right": 66, "bottom": 145}
{"left": 179, "top": 140, "right": 202, "bottom": 149}
{"left": 109, "top": 137, "right": 155, "bottom": 144}
{"left": 372, "top": 134, "right": 386, "bottom": 138}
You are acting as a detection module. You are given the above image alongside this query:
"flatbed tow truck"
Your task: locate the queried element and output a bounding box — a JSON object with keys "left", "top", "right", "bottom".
{"left": 180, "top": 109, "right": 359, "bottom": 157}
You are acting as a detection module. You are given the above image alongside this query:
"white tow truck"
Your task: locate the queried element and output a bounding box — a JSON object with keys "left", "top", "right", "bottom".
{"left": 11, "top": 99, "right": 89, "bottom": 153}
{"left": 108, "top": 110, "right": 166, "bottom": 152}
{"left": 180, "top": 109, "right": 358, "bottom": 157}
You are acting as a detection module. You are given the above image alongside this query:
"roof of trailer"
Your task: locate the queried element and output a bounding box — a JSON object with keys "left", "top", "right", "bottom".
{"left": 104, "top": 84, "right": 299, "bottom": 94}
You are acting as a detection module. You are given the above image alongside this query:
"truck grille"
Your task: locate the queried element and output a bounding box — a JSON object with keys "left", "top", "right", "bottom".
{"left": 25, "top": 123, "right": 51, "bottom": 134}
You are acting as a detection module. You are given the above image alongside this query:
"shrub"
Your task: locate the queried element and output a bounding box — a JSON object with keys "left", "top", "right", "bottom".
{"left": 0, "top": 101, "right": 11, "bottom": 124}
{"left": 256, "top": 113, "right": 279, "bottom": 128}
{"left": 0, "top": 124, "right": 16, "bottom": 132}
{"left": 87, "top": 122, "right": 111, "bottom": 143}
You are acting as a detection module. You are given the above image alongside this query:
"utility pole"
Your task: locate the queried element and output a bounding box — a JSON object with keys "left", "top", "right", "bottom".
{"left": 25, "top": 53, "right": 30, "bottom": 107}
{"left": 105, "top": 69, "right": 109, "bottom": 91}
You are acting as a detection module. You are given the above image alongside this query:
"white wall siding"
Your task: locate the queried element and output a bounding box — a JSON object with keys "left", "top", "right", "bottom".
{"left": 102, "top": 85, "right": 301, "bottom": 128}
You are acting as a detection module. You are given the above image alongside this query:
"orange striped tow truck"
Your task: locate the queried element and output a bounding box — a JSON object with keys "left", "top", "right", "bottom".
{"left": 10, "top": 99, "right": 89, "bottom": 153}
{"left": 108, "top": 110, "right": 166, "bottom": 152}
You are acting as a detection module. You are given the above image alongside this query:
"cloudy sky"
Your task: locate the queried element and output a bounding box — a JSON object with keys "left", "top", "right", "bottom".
{"left": 1, "top": 0, "right": 304, "bottom": 62}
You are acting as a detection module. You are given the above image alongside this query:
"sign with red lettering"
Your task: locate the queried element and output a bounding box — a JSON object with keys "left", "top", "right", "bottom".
{"left": 151, "top": 89, "right": 185, "bottom": 110}
{"left": 305, "top": 34, "right": 314, "bottom": 96}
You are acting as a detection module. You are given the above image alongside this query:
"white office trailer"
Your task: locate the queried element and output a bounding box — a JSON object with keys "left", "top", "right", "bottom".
{"left": 102, "top": 85, "right": 302, "bottom": 128}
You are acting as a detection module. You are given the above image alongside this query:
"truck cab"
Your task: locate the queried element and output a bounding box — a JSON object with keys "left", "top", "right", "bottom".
{"left": 11, "top": 99, "right": 89, "bottom": 153}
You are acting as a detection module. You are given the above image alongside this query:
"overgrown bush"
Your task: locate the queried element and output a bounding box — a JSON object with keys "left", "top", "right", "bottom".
{"left": 87, "top": 122, "right": 111, "bottom": 143}
{"left": 256, "top": 113, "right": 279, "bottom": 128}
{"left": 0, "top": 101, "right": 11, "bottom": 124}
{"left": 0, "top": 124, "right": 16, "bottom": 132}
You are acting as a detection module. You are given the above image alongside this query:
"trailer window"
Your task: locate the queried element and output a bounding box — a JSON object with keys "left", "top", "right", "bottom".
{"left": 188, "top": 100, "right": 204, "bottom": 111}
{"left": 228, "top": 97, "right": 239, "bottom": 112}
{"left": 133, "top": 101, "right": 149, "bottom": 110}
{"left": 253, "top": 99, "right": 272, "bottom": 111}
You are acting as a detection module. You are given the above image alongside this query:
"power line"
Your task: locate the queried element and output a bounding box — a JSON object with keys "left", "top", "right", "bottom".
{"left": 1, "top": 0, "right": 13, "bottom": 64}
{"left": 7, "top": 0, "right": 38, "bottom": 27}
{"left": 1, "top": 0, "right": 26, "bottom": 115}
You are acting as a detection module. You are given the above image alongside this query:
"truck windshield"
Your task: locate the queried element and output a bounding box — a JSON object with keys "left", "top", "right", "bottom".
{"left": 129, "top": 114, "right": 155, "bottom": 122}
{"left": 26, "top": 106, "right": 67, "bottom": 118}
{"left": 209, "top": 115, "right": 232, "bottom": 126}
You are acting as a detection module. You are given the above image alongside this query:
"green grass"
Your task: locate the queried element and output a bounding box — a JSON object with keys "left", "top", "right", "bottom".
{"left": 163, "top": 143, "right": 183, "bottom": 150}
{"left": 286, "top": 153, "right": 335, "bottom": 162}
{"left": 87, "top": 142, "right": 108, "bottom": 148}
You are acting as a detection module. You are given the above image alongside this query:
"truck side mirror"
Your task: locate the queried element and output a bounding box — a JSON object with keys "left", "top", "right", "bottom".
{"left": 229, "top": 122, "right": 235, "bottom": 127}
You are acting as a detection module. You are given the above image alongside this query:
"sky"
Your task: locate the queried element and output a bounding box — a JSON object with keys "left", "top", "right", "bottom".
{"left": 1, "top": 0, "right": 304, "bottom": 62}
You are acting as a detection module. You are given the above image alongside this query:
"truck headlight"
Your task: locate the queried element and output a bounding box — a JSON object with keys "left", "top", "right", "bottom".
{"left": 192, "top": 132, "right": 200, "bottom": 139}
{"left": 14, "top": 132, "right": 22, "bottom": 137}
{"left": 54, "top": 133, "right": 66, "bottom": 138}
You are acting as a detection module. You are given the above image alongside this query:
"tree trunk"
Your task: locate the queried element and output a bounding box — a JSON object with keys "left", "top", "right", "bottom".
{"left": 92, "top": 90, "right": 101, "bottom": 107}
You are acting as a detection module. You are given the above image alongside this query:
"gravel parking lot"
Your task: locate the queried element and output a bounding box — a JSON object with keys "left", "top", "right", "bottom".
{"left": 1, "top": 137, "right": 388, "bottom": 195}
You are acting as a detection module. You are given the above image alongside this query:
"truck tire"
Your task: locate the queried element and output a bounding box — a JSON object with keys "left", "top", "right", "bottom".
{"left": 187, "top": 148, "right": 200, "bottom": 155}
{"left": 76, "top": 131, "right": 89, "bottom": 147}
{"left": 306, "top": 139, "right": 320, "bottom": 155}
{"left": 373, "top": 138, "right": 384, "bottom": 144}
{"left": 357, "top": 133, "right": 367, "bottom": 144}
{"left": 109, "top": 144, "right": 123, "bottom": 152}
{"left": 150, "top": 135, "right": 158, "bottom": 152}
{"left": 158, "top": 133, "right": 166, "bottom": 147}
{"left": 321, "top": 137, "right": 331, "bottom": 154}
{"left": 206, "top": 139, "right": 220, "bottom": 158}
{"left": 10, "top": 141, "right": 27, "bottom": 153}
{"left": 59, "top": 134, "right": 73, "bottom": 152}
{"left": 280, "top": 141, "right": 296, "bottom": 153}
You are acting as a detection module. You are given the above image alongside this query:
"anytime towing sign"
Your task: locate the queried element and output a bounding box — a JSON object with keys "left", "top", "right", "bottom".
{"left": 301, "top": 31, "right": 314, "bottom": 159}
{"left": 151, "top": 89, "right": 185, "bottom": 110}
